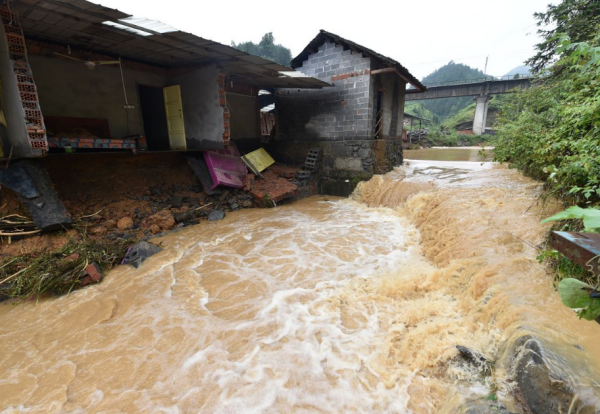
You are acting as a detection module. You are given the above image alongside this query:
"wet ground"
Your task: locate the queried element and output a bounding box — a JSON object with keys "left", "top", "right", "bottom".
{"left": 1, "top": 148, "right": 599, "bottom": 413}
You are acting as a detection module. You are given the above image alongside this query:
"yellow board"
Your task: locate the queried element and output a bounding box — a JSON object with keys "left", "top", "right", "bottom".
{"left": 163, "top": 85, "right": 187, "bottom": 150}
{"left": 242, "top": 148, "right": 275, "bottom": 175}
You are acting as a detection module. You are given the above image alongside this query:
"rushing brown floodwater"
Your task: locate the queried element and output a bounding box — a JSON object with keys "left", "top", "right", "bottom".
{"left": 403, "top": 147, "right": 493, "bottom": 162}
{"left": 2, "top": 150, "right": 600, "bottom": 413}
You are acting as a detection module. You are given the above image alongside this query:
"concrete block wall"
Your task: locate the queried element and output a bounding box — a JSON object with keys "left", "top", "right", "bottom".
{"left": 273, "top": 40, "right": 407, "bottom": 184}
{"left": 268, "top": 137, "right": 402, "bottom": 181}
{"left": 274, "top": 41, "right": 380, "bottom": 180}
{"left": 276, "top": 41, "right": 374, "bottom": 142}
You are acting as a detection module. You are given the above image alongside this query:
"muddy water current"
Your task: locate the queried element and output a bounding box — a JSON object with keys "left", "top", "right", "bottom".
{"left": 403, "top": 147, "right": 493, "bottom": 162}
{"left": 2, "top": 151, "right": 600, "bottom": 413}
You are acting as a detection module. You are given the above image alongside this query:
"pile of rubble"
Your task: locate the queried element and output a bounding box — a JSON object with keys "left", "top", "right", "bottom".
{"left": 0, "top": 145, "right": 325, "bottom": 299}
{"left": 77, "top": 183, "right": 259, "bottom": 241}
{"left": 0, "top": 146, "right": 321, "bottom": 257}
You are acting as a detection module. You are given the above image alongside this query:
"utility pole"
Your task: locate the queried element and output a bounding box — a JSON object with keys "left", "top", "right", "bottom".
{"left": 484, "top": 55, "right": 489, "bottom": 80}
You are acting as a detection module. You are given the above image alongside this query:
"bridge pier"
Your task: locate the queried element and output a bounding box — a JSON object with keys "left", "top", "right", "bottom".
{"left": 473, "top": 95, "right": 490, "bottom": 136}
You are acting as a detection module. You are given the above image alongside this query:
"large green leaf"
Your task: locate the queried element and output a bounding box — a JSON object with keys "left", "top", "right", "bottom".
{"left": 558, "top": 278, "right": 593, "bottom": 308}
{"left": 578, "top": 299, "right": 600, "bottom": 321}
{"left": 542, "top": 206, "right": 600, "bottom": 230}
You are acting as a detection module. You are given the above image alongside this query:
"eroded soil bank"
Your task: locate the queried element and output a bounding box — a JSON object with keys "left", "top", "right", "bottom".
{"left": 0, "top": 152, "right": 258, "bottom": 258}
{"left": 1, "top": 159, "right": 599, "bottom": 413}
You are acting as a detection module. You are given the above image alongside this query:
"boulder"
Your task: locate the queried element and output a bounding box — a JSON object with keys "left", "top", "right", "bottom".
{"left": 510, "top": 334, "right": 600, "bottom": 413}
{"left": 208, "top": 209, "right": 225, "bottom": 221}
{"left": 116, "top": 217, "right": 133, "bottom": 230}
{"left": 122, "top": 241, "right": 162, "bottom": 269}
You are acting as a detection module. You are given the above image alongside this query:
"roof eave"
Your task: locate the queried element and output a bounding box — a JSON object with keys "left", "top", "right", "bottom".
{"left": 292, "top": 30, "right": 426, "bottom": 91}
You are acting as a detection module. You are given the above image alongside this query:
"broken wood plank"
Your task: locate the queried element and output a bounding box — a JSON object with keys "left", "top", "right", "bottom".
{"left": 550, "top": 231, "right": 600, "bottom": 275}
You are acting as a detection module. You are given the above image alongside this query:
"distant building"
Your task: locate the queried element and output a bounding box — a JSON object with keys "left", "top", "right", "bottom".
{"left": 272, "top": 30, "right": 425, "bottom": 184}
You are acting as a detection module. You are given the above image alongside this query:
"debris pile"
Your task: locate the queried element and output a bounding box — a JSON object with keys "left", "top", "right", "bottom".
{"left": 0, "top": 235, "right": 131, "bottom": 300}
{"left": 250, "top": 171, "right": 299, "bottom": 206}
{"left": 0, "top": 145, "right": 321, "bottom": 300}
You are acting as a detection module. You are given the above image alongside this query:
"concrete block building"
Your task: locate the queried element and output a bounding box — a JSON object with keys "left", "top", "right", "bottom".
{"left": 272, "top": 30, "right": 425, "bottom": 182}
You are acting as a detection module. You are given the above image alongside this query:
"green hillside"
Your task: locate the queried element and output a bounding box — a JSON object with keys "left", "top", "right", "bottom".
{"left": 419, "top": 62, "right": 486, "bottom": 120}
{"left": 404, "top": 102, "right": 438, "bottom": 125}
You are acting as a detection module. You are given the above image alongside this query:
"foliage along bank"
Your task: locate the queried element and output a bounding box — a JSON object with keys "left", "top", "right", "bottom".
{"left": 493, "top": 0, "right": 600, "bottom": 321}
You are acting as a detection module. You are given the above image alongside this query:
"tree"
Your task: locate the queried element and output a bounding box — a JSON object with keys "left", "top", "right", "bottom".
{"left": 527, "top": 0, "right": 600, "bottom": 73}
{"left": 495, "top": 33, "right": 600, "bottom": 205}
{"left": 231, "top": 33, "right": 293, "bottom": 67}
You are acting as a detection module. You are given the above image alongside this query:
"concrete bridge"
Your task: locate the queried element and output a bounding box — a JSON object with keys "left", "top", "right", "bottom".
{"left": 405, "top": 76, "right": 533, "bottom": 135}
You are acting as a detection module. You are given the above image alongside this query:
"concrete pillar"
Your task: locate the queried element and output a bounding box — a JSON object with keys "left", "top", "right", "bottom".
{"left": 473, "top": 95, "right": 490, "bottom": 136}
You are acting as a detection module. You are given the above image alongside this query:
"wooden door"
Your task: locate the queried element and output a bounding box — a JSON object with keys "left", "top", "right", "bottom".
{"left": 163, "top": 85, "right": 187, "bottom": 150}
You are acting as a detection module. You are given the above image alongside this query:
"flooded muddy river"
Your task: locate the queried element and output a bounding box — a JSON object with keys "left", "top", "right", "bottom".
{"left": 1, "top": 149, "right": 600, "bottom": 412}
{"left": 404, "top": 147, "right": 493, "bottom": 162}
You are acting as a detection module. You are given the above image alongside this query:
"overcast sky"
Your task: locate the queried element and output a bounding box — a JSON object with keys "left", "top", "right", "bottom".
{"left": 91, "top": 0, "right": 553, "bottom": 80}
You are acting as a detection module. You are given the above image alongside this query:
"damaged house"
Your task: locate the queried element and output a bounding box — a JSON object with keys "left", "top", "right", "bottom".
{"left": 271, "top": 30, "right": 426, "bottom": 191}
{"left": 0, "top": 0, "right": 329, "bottom": 230}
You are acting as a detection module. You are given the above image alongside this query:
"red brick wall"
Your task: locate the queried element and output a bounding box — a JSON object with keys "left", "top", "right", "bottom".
{"left": 217, "top": 73, "right": 229, "bottom": 147}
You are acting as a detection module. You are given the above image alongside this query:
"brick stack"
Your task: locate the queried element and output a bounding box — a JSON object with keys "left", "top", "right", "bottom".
{"left": 250, "top": 170, "right": 298, "bottom": 204}
{"left": 217, "top": 73, "right": 230, "bottom": 148}
{"left": 0, "top": 6, "right": 48, "bottom": 155}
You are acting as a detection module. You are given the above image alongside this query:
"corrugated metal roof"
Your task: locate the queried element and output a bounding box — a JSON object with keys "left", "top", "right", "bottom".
{"left": 291, "top": 30, "right": 425, "bottom": 91}
{"left": 404, "top": 113, "right": 431, "bottom": 122}
{"left": 13, "top": 0, "right": 330, "bottom": 89}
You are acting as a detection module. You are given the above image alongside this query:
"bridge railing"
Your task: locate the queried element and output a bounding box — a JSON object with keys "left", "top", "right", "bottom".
{"left": 408, "top": 73, "right": 533, "bottom": 90}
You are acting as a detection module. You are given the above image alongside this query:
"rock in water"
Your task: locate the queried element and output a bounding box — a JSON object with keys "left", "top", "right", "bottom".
{"left": 208, "top": 209, "right": 225, "bottom": 221}
{"left": 456, "top": 345, "right": 488, "bottom": 367}
{"left": 174, "top": 210, "right": 194, "bottom": 223}
{"left": 122, "top": 241, "right": 162, "bottom": 269}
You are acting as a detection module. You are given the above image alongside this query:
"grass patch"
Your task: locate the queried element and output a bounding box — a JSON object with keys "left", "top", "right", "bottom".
{"left": 0, "top": 230, "right": 134, "bottom": 301}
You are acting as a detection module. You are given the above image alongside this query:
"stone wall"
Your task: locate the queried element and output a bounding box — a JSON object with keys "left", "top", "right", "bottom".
{"left": 374, "top": 138, "right": 403, "bottom": 174}
{"left": 267, "top": 138, "right": 402, "bottom": 182}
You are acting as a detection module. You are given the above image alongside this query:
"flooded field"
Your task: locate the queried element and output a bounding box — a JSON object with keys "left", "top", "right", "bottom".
{"left": 1, "top": 149, "right": 599, "bottom": 413}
